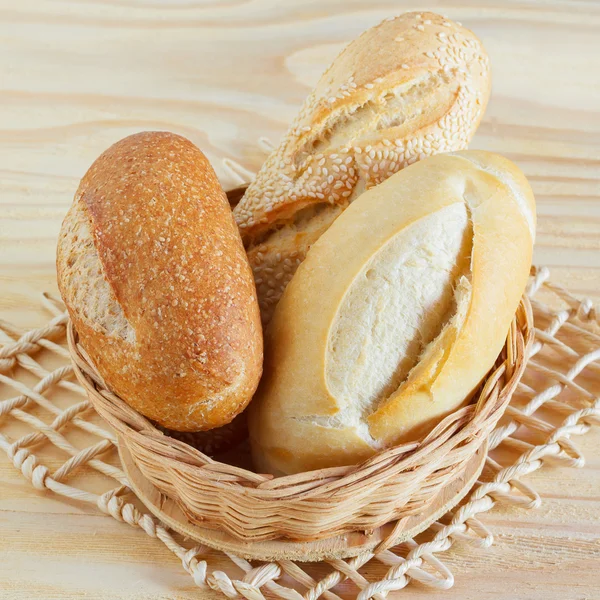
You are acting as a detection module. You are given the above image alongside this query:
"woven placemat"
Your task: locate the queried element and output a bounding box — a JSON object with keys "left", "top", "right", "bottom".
{"left": 1, "top": 266, "right": 599, "bottom": 600}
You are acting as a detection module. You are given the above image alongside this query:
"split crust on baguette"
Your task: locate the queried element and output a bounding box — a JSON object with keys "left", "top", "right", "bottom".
{"left": 234, "top": 11, "right": 491, "bottom": 325}
{"left": 248, "top": 151, "right": 535, "bottom": 476}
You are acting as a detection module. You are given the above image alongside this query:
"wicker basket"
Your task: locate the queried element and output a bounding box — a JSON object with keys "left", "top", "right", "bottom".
{"left": 65, "top": 184, "right": 533, "bottom": 549}
{"left": 67, "top": 297, "right": 533, "bottom": 548}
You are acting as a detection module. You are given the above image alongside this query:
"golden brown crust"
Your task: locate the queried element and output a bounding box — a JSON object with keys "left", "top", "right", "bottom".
{"left": 249, "top": 151, "right": 535, "bottom": 475}
{"left": 57, "top": 132, "right": 263, "bottom": 431}
{"left": 234, "top": 11, "right": 491, "bottom": 324}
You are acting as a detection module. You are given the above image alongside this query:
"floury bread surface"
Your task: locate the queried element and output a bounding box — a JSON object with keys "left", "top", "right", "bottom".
{"left": 234, "top": 11, "right": 491, "bottom": 324}
{"left": 57, "top": 132, "right": 263, "bottom": 432}
{"left": 249, "top": 151, "right": 536, "bottom": 475}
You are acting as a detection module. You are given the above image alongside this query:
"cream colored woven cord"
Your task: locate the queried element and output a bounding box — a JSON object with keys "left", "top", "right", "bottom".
{"left": 1, "top": 267, "right": 599, "bottom": 600}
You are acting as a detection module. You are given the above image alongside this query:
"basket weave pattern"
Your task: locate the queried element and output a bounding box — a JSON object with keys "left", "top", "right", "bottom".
{"left": 1, "top": 269, "right": 599, "bottom": 599}
{"left": 67, "top": 294, "right": 531, "bottom": 544}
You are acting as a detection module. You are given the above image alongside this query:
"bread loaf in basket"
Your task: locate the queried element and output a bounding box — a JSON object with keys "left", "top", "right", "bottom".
{"left": 250, "top": 151, "right": 535, "bottom": 475}
{"left": 234, "top": 11, "right": 491, "bottom": 325}
{"left": 57, "top": 132, "right": 263, "bottom": 433}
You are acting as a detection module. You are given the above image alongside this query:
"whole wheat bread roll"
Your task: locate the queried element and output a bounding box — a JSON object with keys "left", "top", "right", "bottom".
{"left": 57, "top": 132, "right": 263, "bottom": 432}
{"left": 249, "top": 151, "right": 535, "bottom": 475}
{"left": 234, "top": 11, "right": 491, "bottom": 325}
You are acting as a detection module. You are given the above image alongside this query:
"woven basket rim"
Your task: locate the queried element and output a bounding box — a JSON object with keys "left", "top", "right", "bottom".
{"left": 67, "top": 295, "right": 534, "bottom": 541}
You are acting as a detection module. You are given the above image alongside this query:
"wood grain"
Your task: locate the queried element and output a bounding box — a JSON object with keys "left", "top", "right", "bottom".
{"left": 1, "top": 1, "right": 599, "bottom": 598}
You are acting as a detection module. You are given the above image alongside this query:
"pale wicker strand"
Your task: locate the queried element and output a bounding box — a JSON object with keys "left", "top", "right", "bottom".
{"left": 4, "top": 344, "right": 86, "bottom": 396}
{"left": 41, "top": 291, "right": 66, "bottom": 316}
{"left": 7, "top": 407, "right": 126, "bottom": 483}
{"left": 0, "top": 326, "right": 115, "bottom": 440}
{"left": 278, "top": 561, "right": 345, "bottom": 600}
{"left": 0, "top": 365, "right": 71, "bottom": 417}
{"left": 0, "top": 312, "right": 67, "bottom": 370}
{"left": 222, "top": 158, "right": 258, "bottom": 186}
{"left": 305, "top": 554, "right": 378, "bottom": 600}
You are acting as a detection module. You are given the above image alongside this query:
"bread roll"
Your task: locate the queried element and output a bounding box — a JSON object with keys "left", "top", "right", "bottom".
{"left": 57, "top": 132, "right": 263, "bottom": 432}
{"left": 249, "top": 151, "right": 535, "bottom": 475}
{"left": 234, "top": 11, "right": 491, "bottom": 325}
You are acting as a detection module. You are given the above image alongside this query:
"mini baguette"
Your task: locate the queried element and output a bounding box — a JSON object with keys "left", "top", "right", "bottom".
{"left": 234, "top": 11, "right": 491, "bottom": 324}
{"left": 249, "top": 151, "right": 535, "bottom": 476}
{"left": 57, "top": 132, "right": 263, "bottom": 432}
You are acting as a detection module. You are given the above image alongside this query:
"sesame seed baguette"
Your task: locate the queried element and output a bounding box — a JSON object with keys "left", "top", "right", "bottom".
{"left": 249, "top": 151, "right": 535, "bottom": 476}
{"left": 57, "top": 132, "right": 263, "bottom": 432}
{"left": 234, "top": 11, "right": 491, "bottom": 325}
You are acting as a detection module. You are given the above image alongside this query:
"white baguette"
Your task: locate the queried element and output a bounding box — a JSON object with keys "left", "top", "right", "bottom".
{"left": 234, "top": 11, "right": 491, "bottom": 325}
{"left": 248, "top": 151, "right": 535, "bottom": 475}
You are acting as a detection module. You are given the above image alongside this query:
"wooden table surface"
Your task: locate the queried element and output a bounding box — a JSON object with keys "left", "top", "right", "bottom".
{"left": 1, "top": 1, "right": 599, "bottom": 599}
